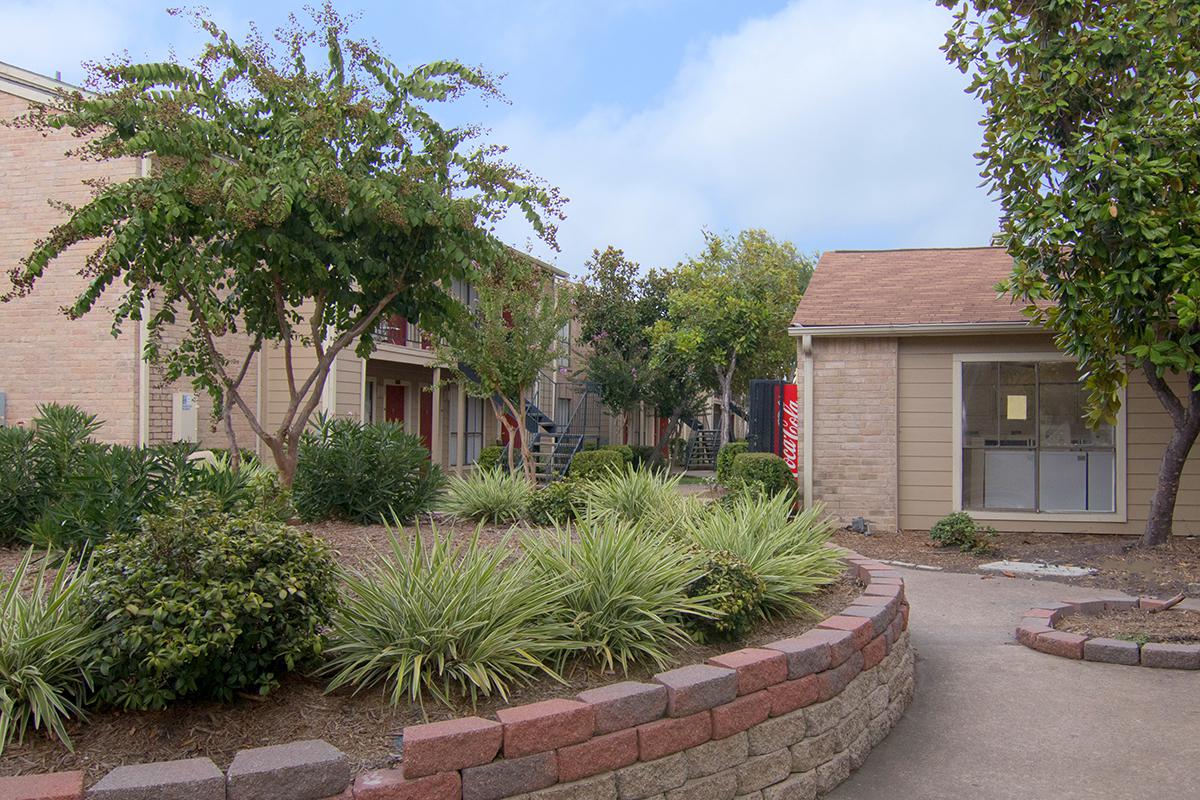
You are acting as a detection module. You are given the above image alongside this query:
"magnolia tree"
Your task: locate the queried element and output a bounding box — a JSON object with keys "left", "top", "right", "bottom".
{"left": 2, "top": 5, "right": 562, "bottom": 484}
{"left": 654, "top": 229, "right": 813, "bottom": 447}
{"left": 942, "top": 0, "right": 1200, "bottom": 546}
{"left": 434, "top": 252, "right": 574, "bottom": 480}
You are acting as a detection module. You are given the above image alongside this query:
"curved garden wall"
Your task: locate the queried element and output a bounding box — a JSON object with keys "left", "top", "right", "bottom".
{"left": 0, "top": 553, "right": 914, "bottom": 800}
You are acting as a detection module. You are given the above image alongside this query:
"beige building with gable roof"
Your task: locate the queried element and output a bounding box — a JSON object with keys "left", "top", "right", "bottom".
{"left": 791, "top": 246, "right": 1199, "bottom": 536}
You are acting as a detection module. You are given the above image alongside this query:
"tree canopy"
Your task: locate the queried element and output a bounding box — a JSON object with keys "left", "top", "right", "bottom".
{"left": 941, "top": 0, "right": 1200, "bottom": 545}
{"left": 434, "top": 251, "right": 573, "bottom": 479}
{"left": 653, "top": 229, "right": 812, "bottom": 445}
{"left": 3, "top": 4, "right": 563, "bottom": 482}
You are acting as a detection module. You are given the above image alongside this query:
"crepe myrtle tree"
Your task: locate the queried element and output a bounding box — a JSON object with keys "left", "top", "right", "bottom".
{"left": 654, "top": 229, "right": 812, "bottom": 447}
{"left": 942, "top": 0, "right": 1200, "bottom": 546}
{"left": 434, "top": 251, "right": 574, "bottom": 481}
{"left": 2, "top": 5, "right": 563, "bottom": 484}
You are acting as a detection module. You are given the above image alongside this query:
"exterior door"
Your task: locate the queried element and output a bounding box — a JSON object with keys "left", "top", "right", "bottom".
{"left": 385, "top": 384, "right": 406, "bottom": 424}
{"left": 419, "top": 389, "right": 434, "bottom": 453}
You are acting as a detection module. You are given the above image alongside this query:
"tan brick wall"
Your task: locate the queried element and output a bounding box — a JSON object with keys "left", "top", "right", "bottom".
{"left": 0, "top": 90, "right": 141, "bottom": 443}
{"left": 802, "top": 337, "right": 899, "bottom": 530}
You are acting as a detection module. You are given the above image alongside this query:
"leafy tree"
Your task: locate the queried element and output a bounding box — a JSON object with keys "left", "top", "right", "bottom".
{"left": 2, "top": 5, "right": 562, "bottom": 485}
{"left": 654, "top": 229, "right": 812, "bottom": 446}
{"left": 941, "top": 0, "right": 1200, "bottom": 546}
{"left": 435, "top": 251, "right": 574, "bottom": 481}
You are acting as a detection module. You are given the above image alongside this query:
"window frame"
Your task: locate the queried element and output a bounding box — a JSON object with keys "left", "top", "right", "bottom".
{"left": 951, "top": 351, "right": 1127, "bottom": 523}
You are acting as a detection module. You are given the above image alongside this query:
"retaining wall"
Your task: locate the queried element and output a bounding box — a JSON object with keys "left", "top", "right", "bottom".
{"left": 1, "top": 553, "right": 914, "bottom": 800}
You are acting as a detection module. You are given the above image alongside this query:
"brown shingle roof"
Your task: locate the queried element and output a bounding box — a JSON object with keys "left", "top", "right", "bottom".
{"left": 792, "top": 247, "right": 1028, "bottom": 328}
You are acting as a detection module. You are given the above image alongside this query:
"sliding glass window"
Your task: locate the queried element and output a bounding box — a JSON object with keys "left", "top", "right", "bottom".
{"left": 962, "top": 361, "right": 1115, "bottom": 513}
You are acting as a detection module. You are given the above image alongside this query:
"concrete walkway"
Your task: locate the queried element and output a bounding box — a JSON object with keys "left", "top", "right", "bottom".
{"left": 829, "top": 568, "right": 1200, "bottom": 799}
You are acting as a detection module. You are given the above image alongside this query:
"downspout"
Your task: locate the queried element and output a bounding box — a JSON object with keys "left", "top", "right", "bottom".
{"left": 136, "top": 155, "right": 152, "bottom": 447}
{"left": 802, "top": 334, "right": 814, "bottom": 510}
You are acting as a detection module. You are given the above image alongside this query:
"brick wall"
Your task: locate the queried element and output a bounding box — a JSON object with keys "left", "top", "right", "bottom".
{"left": 388, "top": 556, "right": 914, "bottom": 800}
{"left": 0, "top": 90, "right": 141, "bottom": 443}
{"left": 801, "top": 337, "right": 899, "bottom": 531}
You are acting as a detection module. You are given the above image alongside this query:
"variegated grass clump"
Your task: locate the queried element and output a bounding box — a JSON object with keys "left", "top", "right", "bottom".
{"left": 438, "top": 468, "right": 532, "bottom": 524}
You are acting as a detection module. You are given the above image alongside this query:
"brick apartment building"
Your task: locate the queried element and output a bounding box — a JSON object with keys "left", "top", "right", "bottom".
{"left": 0, "top": 61, "right": 676, "bottom": 472}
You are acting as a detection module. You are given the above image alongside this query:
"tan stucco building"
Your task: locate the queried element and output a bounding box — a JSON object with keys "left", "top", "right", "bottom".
{"left": 791, "top": 247, "right": 1199, "bottom": 536}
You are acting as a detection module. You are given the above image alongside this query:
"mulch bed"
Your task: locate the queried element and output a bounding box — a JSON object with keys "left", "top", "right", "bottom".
{"left": 830, "top": 527, "right": 1200, "bottom": 597}
{"left": 0, "top": 521, "right": 861, "bottom": 783}
{"left": 1055, "top": 607, "right": 1200, "bottom": 645}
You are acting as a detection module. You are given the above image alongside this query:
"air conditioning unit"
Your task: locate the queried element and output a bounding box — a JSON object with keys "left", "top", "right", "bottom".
{"left": 172, "top": 392, "right": 199, "bottom": 442}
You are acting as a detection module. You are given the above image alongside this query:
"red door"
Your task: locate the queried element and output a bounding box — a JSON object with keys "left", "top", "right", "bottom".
{"left": 385, "top": 384, "right": 406, "bottom": 424}
{"left": 419, "top": 389, "right": 434, "bottom": 453}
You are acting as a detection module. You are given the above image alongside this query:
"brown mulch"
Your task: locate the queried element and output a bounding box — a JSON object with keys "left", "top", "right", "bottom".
{"left": 1055, "top": 607, "right": 1200, "bottom": 644}
{"left": 830, "top": 527, "right": 1200, "bottom": 597}
{"left": 0, "top": 521, "right": 861, "bottom": 784}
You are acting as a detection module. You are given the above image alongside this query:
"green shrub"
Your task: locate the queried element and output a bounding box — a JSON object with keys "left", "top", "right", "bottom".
{"left": 439, "top": 468, "right": 532, "bottom": 523}
{"left": 0, "top": 428, "right": 43, "bottom": 542}
{"left": 580, "top": 466, "right": 683, "bottom": 526}
{"left": 715, "top": 441, "right": 749, "bottom": 486}
{"left": 569, "top": 449, "right": 624, "bottom": 482}
{"left": 929, "top": 511, "right": 995, "bottom": 553}
{"left": 599, "top": 444, "right": 635, "bottom": 465}
{"left": 686, "top": 493, "right": 842, "bottom": 618}
{"left": 477, "top": 445, "right": 506, "bottom": 472}
{"left": 24, "top": 443, "right": 173, "bottom": 551}
{"left": 0, "top": 549, "right": 103, "bottom": 755}
{"left": 527, "top": 479, "right": 579, "bottom": 525}
{"left": 293, "top": 416, "right": 442, "bottom": 524}
{"left": 728, "top": 452, "right": 796, "bottom": 500}
{"left": 524, "top": 520, "right": 717, "bottom": 672}
{"left": 685, "top": 548, "right": 766, "bottom": 642}
{"left": 324, "top": 525, "right": 576, "bottom": 705}
{"left": 630, "top": 445, "right": 656, "bottom": 469}
{"left": 84, "top": 500, "right": 339, "bottom": 710}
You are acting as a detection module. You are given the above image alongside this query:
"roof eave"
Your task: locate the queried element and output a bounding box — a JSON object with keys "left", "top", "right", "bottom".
{"left": 788, "top": 320, "right": 1038, "bottom": 338}
{"left": 0, "top": 60, "right": 83, "bottom": 103}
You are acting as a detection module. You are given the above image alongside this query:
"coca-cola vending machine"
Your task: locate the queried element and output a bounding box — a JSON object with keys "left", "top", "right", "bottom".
{"left": 747, "top": 379, "right": 800, "bottom": 477}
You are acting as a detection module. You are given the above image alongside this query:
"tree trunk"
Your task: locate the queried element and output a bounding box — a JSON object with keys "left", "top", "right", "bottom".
{"left": 222, "top": 393, "right": 241, "bottom": 472}
{"left": 1141, "top": 363, "right": 1200, "bottom": 547}
{"left": 718, "top": 353, "right": 736, "bottom": 448}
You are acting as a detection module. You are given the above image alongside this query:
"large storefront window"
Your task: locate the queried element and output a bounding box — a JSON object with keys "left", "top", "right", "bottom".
{"left": 962, "top": 361, "right": 1115, "bottom": 513}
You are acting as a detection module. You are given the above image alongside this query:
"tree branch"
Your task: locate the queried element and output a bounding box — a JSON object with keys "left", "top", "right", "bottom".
{"left": 1144, "top": 360, "right": 1185, "bottom": 428}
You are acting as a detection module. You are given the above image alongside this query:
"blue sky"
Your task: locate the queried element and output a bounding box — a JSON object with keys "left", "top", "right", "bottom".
{"left": 1, "top": 0, "right": 1000, "bottom": 275}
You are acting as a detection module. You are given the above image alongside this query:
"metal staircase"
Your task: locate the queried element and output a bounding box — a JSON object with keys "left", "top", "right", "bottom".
{"left": 508, "top": 374, "right": 601, "bottom": 482}
{"left": 684, "top": 417, "right": 721, "bottom": 469}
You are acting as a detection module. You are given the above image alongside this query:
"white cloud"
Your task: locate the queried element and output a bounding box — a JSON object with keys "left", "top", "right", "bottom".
{"left": 490, "top": 0, "right": 999, "bottom": 274}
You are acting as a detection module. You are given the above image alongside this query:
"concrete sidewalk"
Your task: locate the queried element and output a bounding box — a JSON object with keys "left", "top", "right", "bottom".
{"left": 828, "top": 568, "right": 1200, "bottom": 799}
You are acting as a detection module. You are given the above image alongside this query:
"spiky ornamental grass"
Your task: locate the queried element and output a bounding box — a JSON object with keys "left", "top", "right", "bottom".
{"left": 578, "top": 465, "right": 685, "bottom": 526}
{"left": 0, "top": 550, "right": 103, "bottom": 755}
{"left": 437, "top": 468, "right": 533, "bottom": 524}
{"left": 323, "top": 521, "right": 578, "bottom": 708}
{"left": 523, "top": 519, "right": 720, "bottom": 673}
{"left": 686, "top": 493, "right": 843, "bottom": 618}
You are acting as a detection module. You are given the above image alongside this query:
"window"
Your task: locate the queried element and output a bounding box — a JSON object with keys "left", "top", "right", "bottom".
{"left": 447, "top": 389, "right": 485, "bottom": 466}
{"left": 961, "top": 360, "right": 1116, "bottom": 513}
{"left": 364, "top": 379, "right": 375, "bottom": 423}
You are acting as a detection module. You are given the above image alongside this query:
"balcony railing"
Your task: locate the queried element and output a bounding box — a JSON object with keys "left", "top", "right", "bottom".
{"left": 378, "top": 317, "right": 434, "bottom": 351}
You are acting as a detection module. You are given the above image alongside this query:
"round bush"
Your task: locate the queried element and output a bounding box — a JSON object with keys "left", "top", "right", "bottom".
{"left": 569, "top": 449, "right": 624, "bottom": 481}
{"left": 476, "top": 445, "right": 506, "bottom": 472}
{"left": 83, "top": 499, "right": 339, "bottom": 710}
{"left": 729, "top": 452, "right": 796, "bottom": 498}
{"left": 293, "top": 416, "right": 442, "bottom": 524}
{"left": 715, "top": 441, "right": 749, "bottom": 486}
{"left": 527, "top": 479, "right": 579, "bottom": 525}
{"left": 599, "top": 444, "right": 635, "bottom": 465}
{"left": 685, "top": 548, "right": 766, "bottom": 642}
{"left": 630, "top": 445, "right": 657, "bottom": 469}
{"left": 929, "top": 511, "right": 995, "bottom": 553}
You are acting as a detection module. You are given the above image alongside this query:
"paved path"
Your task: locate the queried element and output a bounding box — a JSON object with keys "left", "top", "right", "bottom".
{"left": 828, "top": 568, "right": 1200, "bottom": 799}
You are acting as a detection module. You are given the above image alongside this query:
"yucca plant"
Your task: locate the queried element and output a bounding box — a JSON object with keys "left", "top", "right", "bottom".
{"left": 524, "top": 519, "right": 719, "bottom": 673}
{"left": 579, "top": 466, "right": 684, "bottom": 526}
{"left": 0, "top": 549, "right": 102, "bottom": 755}
{"left": 686, "top": 493, "right": 843, "bottom": 618}
{"left": 324, "top": 522, "right": 578, "bottom": 707}
{"left": 438, "top": 468, "right": 532, "bottom": 524}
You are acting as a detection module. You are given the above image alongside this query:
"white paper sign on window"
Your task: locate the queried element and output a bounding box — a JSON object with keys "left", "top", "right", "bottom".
{"left": 1006, "top": 394, "right": 1027, "bottom": 421}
